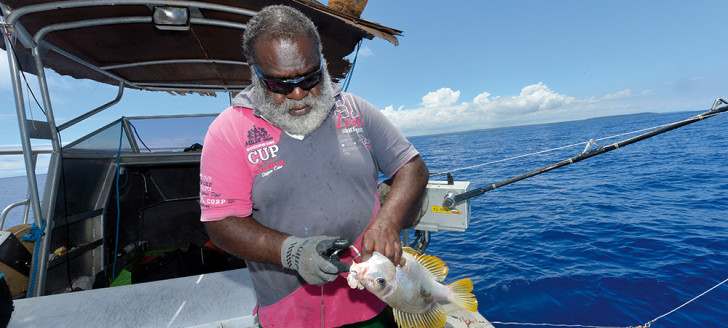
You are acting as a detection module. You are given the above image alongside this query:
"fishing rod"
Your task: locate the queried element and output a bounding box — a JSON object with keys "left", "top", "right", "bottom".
{"left": 442, "top": 98, "right": 728, "bottom": 208}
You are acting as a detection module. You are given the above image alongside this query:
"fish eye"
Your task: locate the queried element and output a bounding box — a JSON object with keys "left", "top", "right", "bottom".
{"left": 375, "top": 278, "right": 386, "bottom": 286}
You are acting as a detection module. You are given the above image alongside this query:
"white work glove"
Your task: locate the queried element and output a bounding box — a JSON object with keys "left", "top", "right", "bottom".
{"left": 281, "top": 236, "right": 350, "bottom": 286}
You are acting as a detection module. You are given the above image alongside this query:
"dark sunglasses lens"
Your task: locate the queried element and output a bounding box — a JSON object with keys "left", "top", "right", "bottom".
{"left": 263, "top": 69, "right": 322, "bottom": 94}
{"left": 300, "top": 71, "right": 322, "bottom": 90}
{"left": 265, "top": 81, "right": 294, "bottom": 94}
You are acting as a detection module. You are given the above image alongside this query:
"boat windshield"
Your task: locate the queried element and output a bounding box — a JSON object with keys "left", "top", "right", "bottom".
{"left": 66, "top": 115, "right": 218, "bottom": 153}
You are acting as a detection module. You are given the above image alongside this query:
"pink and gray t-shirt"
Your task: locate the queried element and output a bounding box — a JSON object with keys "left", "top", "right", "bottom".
{"left": 199, "top": 83, "right": 419, "bottom": 327}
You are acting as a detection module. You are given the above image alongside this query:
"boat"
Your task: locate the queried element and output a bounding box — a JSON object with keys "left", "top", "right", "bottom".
{"left": 0, "top": 1, "right": 492, "bottom": 326}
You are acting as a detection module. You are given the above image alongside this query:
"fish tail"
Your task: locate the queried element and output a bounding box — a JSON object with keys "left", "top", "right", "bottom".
{"left": 447, "top": 278, "right": 478, "bottom": 312}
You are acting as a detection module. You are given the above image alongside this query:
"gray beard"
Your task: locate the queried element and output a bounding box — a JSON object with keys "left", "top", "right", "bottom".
{"left": 250, "top": 63, "right": 335, "bottom": 137}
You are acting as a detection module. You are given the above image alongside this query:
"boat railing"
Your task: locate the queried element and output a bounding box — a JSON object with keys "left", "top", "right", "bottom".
{"left": 0, "top": 149, "right": 50, "bottom": 230}
{"left": 0, "top": 199, "right": 30, "bottom": 230}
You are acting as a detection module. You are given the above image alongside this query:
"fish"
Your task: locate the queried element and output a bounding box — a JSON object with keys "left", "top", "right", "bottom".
{"left": 347, "top": 247, "right": 478, "bottom": 328}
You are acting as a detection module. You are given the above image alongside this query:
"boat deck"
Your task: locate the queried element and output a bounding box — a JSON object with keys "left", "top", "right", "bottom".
{"left": 443, "top": 303, "right": 495, "bottom": 328}
{"left": 9, "top": 269, "right": 257, "bottom": 328}
{"left": 8, "top": 266, "right": 494, "bottom": 327}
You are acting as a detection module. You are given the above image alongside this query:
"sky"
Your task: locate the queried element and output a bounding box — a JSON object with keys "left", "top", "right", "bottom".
{"left": 1, "top": 0, "right": 728, "bottom": 179}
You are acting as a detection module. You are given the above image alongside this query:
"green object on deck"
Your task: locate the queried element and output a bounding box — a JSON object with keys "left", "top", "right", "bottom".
{"left": 110, "top": 269, "right": 132, "bottom": 287}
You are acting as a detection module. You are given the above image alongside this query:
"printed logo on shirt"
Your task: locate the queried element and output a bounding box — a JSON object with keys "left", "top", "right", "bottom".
{"left": 200, "top": 173, "right": 228, "bottom": 208}
{"left": 200, "top": 173, "right": 213, "bottom": 193}
{"left": 244, "top": 125, "right": 285, "bottom": 176}
{"left": 245, "top": 125, "right": 274, "bottom": 146}
{"left": 247, "top": 144, "right": 279, "bottom": 164}
{"left": 360, "top": 137, "right": 371, "bottom": 149}
{"left": 334, "top": 95, "right": 364, "bottom": 134}
{"left": 253, "top": 158, "right": 285, "bottom": 176}
{"left": 247, "top": 144, "right": 285, "bottom": 176}
{"left": 335, "top": 94, "right": 369, "bottom": 155}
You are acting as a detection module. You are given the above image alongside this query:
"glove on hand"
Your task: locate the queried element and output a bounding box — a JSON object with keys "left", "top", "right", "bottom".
{"left": 281, "top": 236, "right": 351, "bottom": 286}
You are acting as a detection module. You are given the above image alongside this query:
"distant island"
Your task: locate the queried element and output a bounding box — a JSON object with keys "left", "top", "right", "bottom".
{"left": 410, "top": 110, "right": 699, "bottom": 138}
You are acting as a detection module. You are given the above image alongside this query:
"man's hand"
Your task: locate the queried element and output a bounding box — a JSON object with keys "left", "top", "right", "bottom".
{"left": 361, "top": 155, "right": 428, "bottom": 266}
{"left": 281, "top": 236, "right": 350, "bottom": 286}
{"left": 361, "top": 219, "right": 404, "bottom": 266}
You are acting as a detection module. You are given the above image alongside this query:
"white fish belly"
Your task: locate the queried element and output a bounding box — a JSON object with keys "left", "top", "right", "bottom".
{"left": 382, "top": 254, "right": 450, "bottom": 313}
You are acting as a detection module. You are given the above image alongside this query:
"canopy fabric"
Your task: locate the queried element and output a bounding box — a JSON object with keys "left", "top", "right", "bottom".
{"left": 0, "top": 0, "right": 402, "bottom": 94}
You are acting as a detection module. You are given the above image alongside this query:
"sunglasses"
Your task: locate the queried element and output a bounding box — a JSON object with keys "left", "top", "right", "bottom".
{"left": 253, "top": 57, "right": 323, "bottom": 94}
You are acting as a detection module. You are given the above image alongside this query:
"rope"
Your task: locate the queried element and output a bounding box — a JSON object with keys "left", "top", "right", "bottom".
{"left": 22, "top": 219, "right": 46, "bottom": 297}
{"left": 342, "top": 40, "right": 363, "bottom": 92}
{"left": 21, "top": 220, "right": 46, "bottom": 242}
{"left": 489, "top": 276, "right": 728, "bottom": 328}
{"left": 129, "top": 121, "right": 151, "bottom": 152}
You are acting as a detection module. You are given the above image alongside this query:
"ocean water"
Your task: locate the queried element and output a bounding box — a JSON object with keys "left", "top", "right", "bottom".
{"left": 1, "top": 111, "right": 727, "bottom": 327}
{"left": 409, "top": 110, "right": 728, "bottom": 328}
{"left": 0, "top": 175, "right": 46, "bottom": 228}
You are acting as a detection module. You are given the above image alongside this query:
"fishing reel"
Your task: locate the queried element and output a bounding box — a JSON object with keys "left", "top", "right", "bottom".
{"left": 378, "top": 173, "right": 472, "bottom": 252}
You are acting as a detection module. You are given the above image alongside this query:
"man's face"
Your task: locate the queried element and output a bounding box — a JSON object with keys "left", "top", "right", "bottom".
{"left": 250, "top": 37, "right": 334, "bottom": 136}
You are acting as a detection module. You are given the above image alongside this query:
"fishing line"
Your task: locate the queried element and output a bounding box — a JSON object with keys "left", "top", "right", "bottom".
{"left": 55, "top": 132, "right": 73, "bottom": 289}
{"left": 320, "top": 245, "right": 364, "bottom": 327}
{"left": 348, "top": 245, "right": 362, "bottom": 263}
{"left": 488, "top": 275, "right": 728, "bottom": 328}
{"left": 445, "top": 122, "right": 675, "bottom": 174}
{"left": 635, "top": 275, "right": 728, "bottom": 328}
{"left": 321, "top": 285, "right": 325, "bottom": 328}
{"left": 1, "top": 24, "right": 46, "bottom": 117}
{"left": 443, "top": 100, "right": 728, "bottom": 207}
{"left": 488, "top": 322, "right": 623, "bottom": 328}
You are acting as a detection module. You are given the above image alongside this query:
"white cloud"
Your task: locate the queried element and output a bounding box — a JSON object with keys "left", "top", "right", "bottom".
{"left": 473, "top": 91, "right": 491, "bottom": 104}
{"left": 357, "top": 46, "right": 374, "bottom": 57}
{"left": 0, "top": 153, "right": 50, "bottom": 178}
{"left": 487, "top": 82, "right": 576, "bottom": 116}
{"left": 422, "top": 88, "right": 460, "bottom": 107}
{"left": 602, "top": 89, "right": 632, "bottom": 100}
{"left": 379, "top": 82, "right": 624, "bottom": 136}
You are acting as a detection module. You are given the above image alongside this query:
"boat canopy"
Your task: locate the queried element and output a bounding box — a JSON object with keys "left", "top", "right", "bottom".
{"left": 0, "top": 1, "right": 402, "bottom": 299}
{"left": 0, "top": 0, "right": 402, "bottom": 95}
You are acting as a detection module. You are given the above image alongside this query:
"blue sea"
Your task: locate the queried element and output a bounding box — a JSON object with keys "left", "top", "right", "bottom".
{"left": 2, "top": 110, "right": 727, "bottom": 327}
{"left": 408, "top": 110, "right": 728, "bottom": 328}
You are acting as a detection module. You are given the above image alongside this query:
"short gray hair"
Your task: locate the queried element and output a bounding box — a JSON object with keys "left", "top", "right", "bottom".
{"left": 242, "top": 5, "right": 323, "bottom": 67}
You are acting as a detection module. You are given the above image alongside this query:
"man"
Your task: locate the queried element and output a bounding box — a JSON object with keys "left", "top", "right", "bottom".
{"left": 199, "top": 5, "right": 429, "bottom": 327}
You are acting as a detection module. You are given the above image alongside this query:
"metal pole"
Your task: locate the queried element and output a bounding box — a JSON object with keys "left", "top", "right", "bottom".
{"left": 30, "top": 45, "right": 63, "bottom": 297}
{"left": 57, "top": 82, "right": 124, "bottom": 132}
{"left": 4, "top": 28, "right": 47, "bottom": 297}
{"left": 4, "top": 30, "right": 42, "bottom": 232}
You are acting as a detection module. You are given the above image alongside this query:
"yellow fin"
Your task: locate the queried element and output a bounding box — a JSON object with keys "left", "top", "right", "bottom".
{"left": 414, "top": 253, "right": 448, "bottom": 282}
{"left": 447, "top": 278, "right": 478, "bottom": 312}
{"left": 402, "top": 247, "right": 420, "bottom": 257}
{"left": 393, "top": 303, "right": 446, "bottom": 328}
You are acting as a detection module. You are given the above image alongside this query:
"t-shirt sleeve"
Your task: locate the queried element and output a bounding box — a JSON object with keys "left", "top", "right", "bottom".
{"left": 352, "top": 94, "right": 419, "bottom": 177}
{"left": 199, "top": 110, "right": 254, "bottom": 221}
